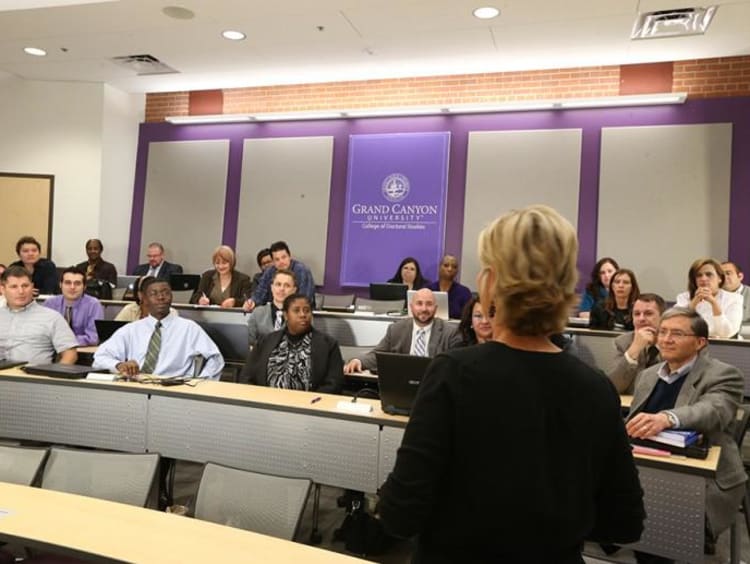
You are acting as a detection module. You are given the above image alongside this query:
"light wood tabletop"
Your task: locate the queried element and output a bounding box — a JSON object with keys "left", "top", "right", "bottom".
{"left": 0, "top": 482, "right": 365, "bottom": 564}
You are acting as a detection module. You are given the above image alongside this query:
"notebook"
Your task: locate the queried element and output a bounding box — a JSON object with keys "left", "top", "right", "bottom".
{"left": 375, "top": 351, "right": 433, "bottom": 416}
{"left": 22, "top": 364, "right": 103, "bottom": 379}
{"left": 407, "top": 290, "right": 449, "bottom": 320}
{"left": 95, "top": 319, "right": 129, "bottom": 343}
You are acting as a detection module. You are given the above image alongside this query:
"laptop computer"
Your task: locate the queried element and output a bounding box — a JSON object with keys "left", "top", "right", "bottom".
{"left": 169, "top": 274, "right": 201, "bottom": 292}
{"left": 407, "top": 289, "right": 449, "bottom": 320}
{"left": 369, "top": 283, "right": 408, "bottom": 302}
{"left": 375, "top": 351, "right": 433, "bottom": 415}
{"left": 95, "top": 319, "right": 129, "bottom": 343}
{"left": 22, "top": 364, "right": 103, "bottom": 379}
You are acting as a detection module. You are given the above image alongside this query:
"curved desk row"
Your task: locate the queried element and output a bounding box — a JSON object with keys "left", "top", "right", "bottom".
{"left": 0, "top": 482, "right": 364, "bottom": 564}
{"left": 0, "top": 369, "right": 717, "bottom": 563}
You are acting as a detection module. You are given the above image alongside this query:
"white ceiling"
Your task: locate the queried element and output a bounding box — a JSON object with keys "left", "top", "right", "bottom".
{"left": 0, "top": 0, "right": 748, "bottom": 93}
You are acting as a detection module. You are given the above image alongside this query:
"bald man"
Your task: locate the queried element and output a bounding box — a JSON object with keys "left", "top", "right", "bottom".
{"left": 344, "top": 288, "right": 462, "bottom": 373}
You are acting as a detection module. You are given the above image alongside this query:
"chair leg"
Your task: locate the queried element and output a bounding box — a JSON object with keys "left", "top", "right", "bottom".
{"left": 309, "top": 483, "right": 322, "bottom": 545}
{"left": 158, "top": 458, "right": 175, "bottom": 510}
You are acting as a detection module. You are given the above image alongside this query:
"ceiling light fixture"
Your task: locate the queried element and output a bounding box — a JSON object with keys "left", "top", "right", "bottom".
{"left": 164, "top": 93, "right": 687, "bottom": 124}
{"left": 473, "top": 6, "right": 500, "bottom": 19}
{"left": 222, "top": 30, "right": 246, "bottom": 41}
{"left": 23, "top": 47, "right": 47, "bottom": 57}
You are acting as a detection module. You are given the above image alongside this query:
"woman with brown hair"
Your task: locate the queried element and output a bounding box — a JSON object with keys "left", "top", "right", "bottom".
{"left": 589, "top": 268, "right": 640, "bottom": 331}
{"left": 676, "top": 257, "right": 742, "bottom": 338}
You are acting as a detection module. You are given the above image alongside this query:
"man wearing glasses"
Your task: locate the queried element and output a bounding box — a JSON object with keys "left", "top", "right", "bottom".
{"left": 626, "top": 307, "right": 745, "bottom": 559}
{"left": 93, "top": 278, "right": 223, "bottom": 379}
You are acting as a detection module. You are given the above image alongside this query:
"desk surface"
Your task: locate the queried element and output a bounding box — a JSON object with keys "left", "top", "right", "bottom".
{"left": 0, "top": 482, "right": 364, "bottom": 564}
{"left": 0, "top": 368, "right": 409, "bottom": 428}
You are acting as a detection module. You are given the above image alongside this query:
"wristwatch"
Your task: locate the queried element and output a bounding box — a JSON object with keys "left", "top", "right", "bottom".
{"left": 662, "top": 410, "right": 679, "bottom": 429}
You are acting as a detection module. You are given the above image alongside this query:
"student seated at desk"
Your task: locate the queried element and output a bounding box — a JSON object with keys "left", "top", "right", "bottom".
{"left": 387, "top": 256, "right": 430, "bottom": 291}
{"left": 93, "top": 278, "right": 223, "bottom": 379}
{"left": 579, "top": 256, "right": 619, "bottom": 319}
{"left": 626, "top": 307, "right": 745, "bottom": 559}
{"left": 115, "top": 276, "right": 178, "bottom": 322}
{"left": 343, "top": 288, "right": 461, "bottom": 374}
{"left": 589, "top": 268, "right": 639, "bottom": 331}
{"left": 676, "top": 258, "right": 743, "bottom": 338}
{"left": 191, "top": 245, "right": 251, "bottom": 308}
{"left": 0, "top": 265, "right": 78, "bottom": 365}
{"left": 457, "top": 296, "right": 492, "bottom": 346}
{"left": 240, "top": 294, "right": 343, "bottom": 393}
{"left": 427, "top": 254, "right": 472, "bottom": 319}
{"left": 247, "top": 269, "right": 297, "bottom": 348}
{"left": 43, "top": 266, "right": 103, "bottom": 346}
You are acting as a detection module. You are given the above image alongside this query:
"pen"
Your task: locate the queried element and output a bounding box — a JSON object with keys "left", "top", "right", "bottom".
{"left": 310, "top": 396, "right": 322, "bottom": 404}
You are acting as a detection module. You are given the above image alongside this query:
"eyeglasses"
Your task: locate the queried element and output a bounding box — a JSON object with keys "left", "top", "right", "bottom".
{"left": 472, "top": 313, "right": 489, "bottom": 320}
{"left": 657, "top": 329, "right": 696, "bottom": 339}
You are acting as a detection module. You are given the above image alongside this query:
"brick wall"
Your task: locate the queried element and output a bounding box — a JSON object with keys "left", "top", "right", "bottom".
{"left": 144, "top": 55, "right": 750, "bottom": 123}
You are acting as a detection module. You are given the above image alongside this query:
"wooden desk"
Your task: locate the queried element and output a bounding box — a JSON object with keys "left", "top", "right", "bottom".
{"left": 0, "top": 482, "right": 364, "bottom": 564}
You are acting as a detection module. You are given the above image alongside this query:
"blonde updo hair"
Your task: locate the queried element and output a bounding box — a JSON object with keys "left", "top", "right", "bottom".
{"left": 477, "top": 205, "right": 578, "bottom": 336}
{"left": 212, "top": 245, "right": 236, "bottom": 270}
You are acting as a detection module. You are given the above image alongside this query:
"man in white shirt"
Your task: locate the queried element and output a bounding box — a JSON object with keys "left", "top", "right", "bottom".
{"left": 344, "top": 288, "right": 461, "bottom": 373}
{"left": 721, "top": 261, "right": 750, "bottom": 324}
{"left": 93, "top": 278, "right": 223, "bottom": 379}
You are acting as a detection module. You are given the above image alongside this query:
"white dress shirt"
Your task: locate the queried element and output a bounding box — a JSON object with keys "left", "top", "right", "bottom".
{"left": 675, "top": 289, "right": 743, "bottom": 338}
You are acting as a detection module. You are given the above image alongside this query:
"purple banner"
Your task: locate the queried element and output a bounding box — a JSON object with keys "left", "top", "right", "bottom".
{"left": 340, "top": 132, "right": 450, "bottom": 286}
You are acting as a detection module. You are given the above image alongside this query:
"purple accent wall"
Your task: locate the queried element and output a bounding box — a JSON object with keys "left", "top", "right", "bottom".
{"left": 130, "top": 97, "right": 750, "bottom": 292}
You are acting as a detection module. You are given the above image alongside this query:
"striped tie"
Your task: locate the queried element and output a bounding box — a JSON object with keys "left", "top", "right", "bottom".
{"left": 413, "top": 329, "right": 426, "bottom": 357}
{"left": 141, "top": 321, "right": 162, "bottom": 374}
{"left": 274, "top": 310, "right": 284, "bottom": 330}
{"left": 64, "top": 306, "right": 73, "bottom": 328}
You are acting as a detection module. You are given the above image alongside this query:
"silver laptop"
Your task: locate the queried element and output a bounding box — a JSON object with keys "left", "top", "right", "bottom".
{"left": 407, "top": 290, "right": 449, "bottom": 320}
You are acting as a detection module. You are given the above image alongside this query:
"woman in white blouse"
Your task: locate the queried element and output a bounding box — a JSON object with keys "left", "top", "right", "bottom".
{"left": 676, "top": 258, "right": 743, "bottom": 338}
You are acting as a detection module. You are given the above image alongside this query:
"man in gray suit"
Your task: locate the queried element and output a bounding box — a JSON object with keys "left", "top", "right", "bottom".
{"left": 247, "top": 268, "right": 297, "bottom": 347}
{"left": 626, "top": 307, "right": 745, "bottom": 549}
{"left": 607, "top": 293, "right": 665, "bottom": 394}
{"left": 343, "top": 288, "right": 461, "bottom": 373}
{"left": 722, "top": 261, "right": 750, "bottom": 324}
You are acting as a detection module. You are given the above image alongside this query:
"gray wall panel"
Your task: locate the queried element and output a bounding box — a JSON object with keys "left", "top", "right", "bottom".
{"left": 141, "top": 140, "right": 228, "bottom": 275}
{"left": 598, "top": 124, "right": 731, "bottom": 300}
{"left": 236, "top": 137, "right": 333, "bottom": 283}
{"left": 461, "top": 130, "right": 581, "bottom": 288}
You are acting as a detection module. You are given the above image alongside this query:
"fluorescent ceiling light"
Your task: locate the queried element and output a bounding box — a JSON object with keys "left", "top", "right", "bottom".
{"left": 473, "top": 6, "right": 500, "bottom": 19}
{"left": 23, "top": 47, "right": 47, "bottom": 57}
{"left": 0, "top": 0, "right": 117, "bottom": 10}
{"left": 557, "top": 93, "right": 687, "bottom": 109}
{"left": 165, "top": 114, "right": 254, "bottom": 124}
{"left": 164, "top": 94, "right": 687, "bottom": 124}
{"left": 222, "top": 30, "right": 246, "bottom": 41}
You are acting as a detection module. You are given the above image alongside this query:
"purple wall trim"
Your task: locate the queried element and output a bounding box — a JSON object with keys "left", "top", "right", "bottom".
{"left": 130, "top": 97, "right": 750, "bottom": 292}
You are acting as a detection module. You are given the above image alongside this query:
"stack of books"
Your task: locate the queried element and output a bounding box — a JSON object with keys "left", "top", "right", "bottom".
{"left": 649, "top": 429, "right": 701, "bottom": 448}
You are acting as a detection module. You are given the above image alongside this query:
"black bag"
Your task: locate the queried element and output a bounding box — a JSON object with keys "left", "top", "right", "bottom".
{"left": 85, "top": 279, "right": 112, "bottom": 300}
{"left": 334, "top": 497, "right": 393, "bottom": 556}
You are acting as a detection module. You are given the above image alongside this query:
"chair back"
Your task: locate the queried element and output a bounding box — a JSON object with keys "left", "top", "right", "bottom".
{"left": 195, "top": 462, "right": 311, "bottom": 540}
{"left": 41, "top": 448, "right": 159, "bottom": 507}
{"left": 354, "top": 297, "right": 404, "bottom": 315}
{"left": 0, "top": 445, "right": 49, "bottom": 485}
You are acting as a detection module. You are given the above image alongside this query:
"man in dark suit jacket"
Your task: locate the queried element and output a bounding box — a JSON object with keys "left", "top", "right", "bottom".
{"left": 607, "top": 293, "right": 665, "bottom": 394}
{"left": 626, "top": 307, "right": 746, "bottom": 544}
{"left": 344, "top": 288, "right": 462, "bottom": 373}
{"left": 132, "top": 242, "right": 183, "bottom": 281}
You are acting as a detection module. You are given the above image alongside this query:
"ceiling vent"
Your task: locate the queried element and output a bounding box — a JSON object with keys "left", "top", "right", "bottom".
{"left": 631, "top": 6, "right": 717, "bottom": 39}
{"left": 110, "top": 54, "right": 179, "bottom": 75}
